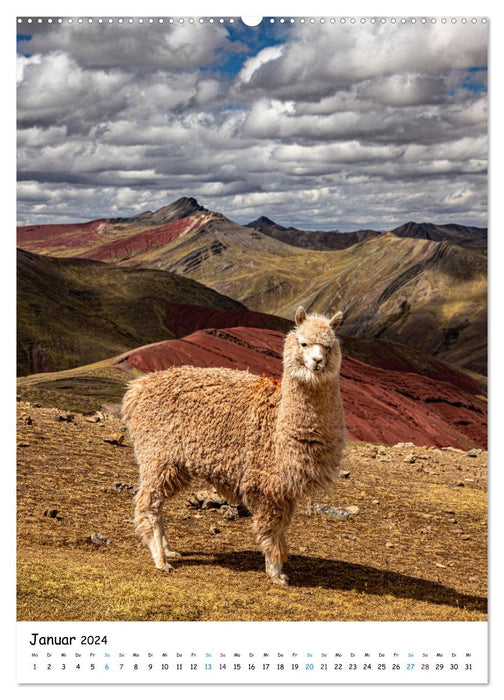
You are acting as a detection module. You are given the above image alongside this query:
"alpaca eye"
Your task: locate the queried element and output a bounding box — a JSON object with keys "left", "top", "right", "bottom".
{"left": 326, "top": 346, "right": 331, "bottom": 352}
{"left": 300, "top": 342, "right": 307, "bottom": 347}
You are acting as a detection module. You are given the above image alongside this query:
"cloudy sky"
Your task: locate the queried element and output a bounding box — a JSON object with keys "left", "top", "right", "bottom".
{"left": 16, "top": 17, "right": 488, "bottom": 231}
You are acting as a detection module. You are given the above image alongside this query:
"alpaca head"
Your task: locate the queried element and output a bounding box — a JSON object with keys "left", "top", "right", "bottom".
{"left": 283, "top": 306, "right": 343, "bottom": 384}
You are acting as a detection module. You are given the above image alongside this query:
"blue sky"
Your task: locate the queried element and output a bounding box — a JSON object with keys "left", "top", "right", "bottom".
{"left": 16, "top": 17, "right": 488, "bottom": 230}
{"left": 216, "top": 19, "right": 291, "bottom": 74}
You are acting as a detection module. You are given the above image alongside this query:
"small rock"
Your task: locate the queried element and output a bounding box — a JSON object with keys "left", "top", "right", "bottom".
{"left": 221, "top": 505, "right": 238, "bottom": 520}
{"left": 372, "top": 499, "right": 380, "bottom": 505}
{"left": 17, "top": 441, "right": 30, "bottom": 448}
{"left": 104, "top": 433, "right": 125, "bottom": 446}
{"left": 201, "top": 494, "right": 227, "bottom": 510}
{"left": 210, "top": 526, "right": 221, "bottom": 535}
{"left": 187, "top": 489, "right": 226, "bottom": 509}
{"left": 100, "top": 404, "right": 122, "bottom": 418}
{"left": 111, "top": 482, "right": 136, "bottom": 494}
{"left": 24, "top": 416, "right": 33, "bottom": 425}
{"left": 181, "top": 512, "right": 191, "bottom": 520}
{"left": 90, "top": 533, "right": 111, "bottom": 546}
{"left": 369, "top": 446, "right": 378, "bottom": 459}
{"left": 466, "top": 450, "right": 479, "bottom": 458}
{"left": 55, "top": 413, "right": 74, "bottom": 422}
{"left": 403, "top": 453, "right": 416, "bottom": 464}
{"left": 377, "top": 448, "right": 387, "bottom": 456}
{"left": 385, "top": 542, "right": 395, "bottom": 548}
{"left": 302, "top": 589, "right": 313, "bottom": 595}
{"left": 345, "top": 505, "right": 360, "bottom": 516}
{"left": 394, "top": 442, "right": 415, "bottom": 448}
{"left": 460, "top": 534, "right": 472, "bottom": 541}
{"left": 310, "top": 504, "right": 351, "bottom": 519}
{"left": 455, "top": 481, "right": 465, "bottom": 487}
{"left": 43, "top": 508, "right": 59, "bottom": 518}
{"left": 85, "top": 415, "right": 101, "bottom": 423}
{"left": 436, "top": 563, "right": 447, "bottom": 568}
{"left": 442, "top": 446, "right": 465, "bottom": 454}
{"left": 339, "top": 470, "right": 351, "bottom": 479}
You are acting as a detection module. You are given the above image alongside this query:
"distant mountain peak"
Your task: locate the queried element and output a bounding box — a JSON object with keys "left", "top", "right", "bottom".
{"left": 131, "top": 196, "right": 209, "bottom": 225}
{"left": 251, "top": 216, "right": 277, "bottom": 226}
{"left": 247, "top": 215, "right": 287, "bottom": 231}
{"left": 172, "top": 196, "right": 203, "bottom": 209}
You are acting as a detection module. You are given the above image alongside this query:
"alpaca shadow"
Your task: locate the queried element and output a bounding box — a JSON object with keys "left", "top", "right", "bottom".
{"left": 180, "top": 550, "right": 486, "bottom": 613}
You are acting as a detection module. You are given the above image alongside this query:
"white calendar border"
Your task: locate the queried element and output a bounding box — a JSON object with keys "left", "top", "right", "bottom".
{"left": 5, "top": 0, "right": 502, "bottom": 697}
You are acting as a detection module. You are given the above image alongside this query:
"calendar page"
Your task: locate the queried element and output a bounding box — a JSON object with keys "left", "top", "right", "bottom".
{"left": 15, "top": 7, "right": 489, "bottom": 687}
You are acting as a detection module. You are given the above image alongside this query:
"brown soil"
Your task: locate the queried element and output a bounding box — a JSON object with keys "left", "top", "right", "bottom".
{"left": 16, "top": 402, "right": 487, "bottom": 622}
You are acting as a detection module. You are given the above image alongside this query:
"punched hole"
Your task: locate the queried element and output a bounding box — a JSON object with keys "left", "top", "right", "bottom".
{"left": 241, "top": 16, "right": 263, "bottom": 26}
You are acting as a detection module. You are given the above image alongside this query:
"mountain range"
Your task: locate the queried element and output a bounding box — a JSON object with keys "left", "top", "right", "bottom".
{"left": 246, "top": 216, "right": 487, "bottom": 253}
{"left": 17, "top": 197, "right": 487, "bottom": 374}
{"left": 246, "top": 215, "right": 378, "bottom": 251}
{"left": 17, "top": 196, "right": 487, "bottom": 448}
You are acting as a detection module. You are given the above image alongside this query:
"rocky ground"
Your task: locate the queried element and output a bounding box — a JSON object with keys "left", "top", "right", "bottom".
{"left": 17, "top": 401, "right": 487, "bottom": 622}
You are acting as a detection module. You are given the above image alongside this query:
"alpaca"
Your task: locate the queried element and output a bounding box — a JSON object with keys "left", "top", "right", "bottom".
{"left": 122, "top": 306, "right": 345, "bottom": 586}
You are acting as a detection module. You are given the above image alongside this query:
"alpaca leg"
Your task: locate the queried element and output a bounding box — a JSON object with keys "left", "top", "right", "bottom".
{"left": 265, "top": 531, "right": 289, "bottom": 586}
{"left": 253, "top": 503, "right": 294, "bottom": 586}
{"left": 134, "top": 484, "right": 175, "bottom": 572}
{"left": 134, "top": 467, "right": 185, "bottom": 572}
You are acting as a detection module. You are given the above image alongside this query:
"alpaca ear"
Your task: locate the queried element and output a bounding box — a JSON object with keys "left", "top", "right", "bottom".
{"left": 329, "top": 311, "right": 343, "bottom": 330}
{"left": 295, "top": 306, "right": 307, "bottom": 326}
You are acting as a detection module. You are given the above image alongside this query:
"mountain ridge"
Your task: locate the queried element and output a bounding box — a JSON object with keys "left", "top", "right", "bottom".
{"left": 17, "top": 248, "right": 248, "bottom": 375}
{"left": 16, "top": 197, "right": 487, "bottom": 373}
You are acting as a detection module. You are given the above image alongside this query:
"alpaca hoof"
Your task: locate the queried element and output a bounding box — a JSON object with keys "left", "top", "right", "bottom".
{"left": 164, "top": 549, "right": 182, "bottom": 560}
{"left": 156, "top": 562, "right": 175, "bottom": 573}
{"left": 272, "top": 574, "right": 289, "bottom": 587}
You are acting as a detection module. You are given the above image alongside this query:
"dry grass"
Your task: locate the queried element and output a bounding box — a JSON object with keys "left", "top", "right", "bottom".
{"left": 17, "top": 402, "right": 487, "bottom": 622}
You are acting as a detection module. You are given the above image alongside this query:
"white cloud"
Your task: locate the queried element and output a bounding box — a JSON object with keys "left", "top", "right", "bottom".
{"left": 21, "top": 21, "right": 242, "bottom": 72}
{"left": 16, "top": 20, "right": 488, "bottom": 230}
{"left": 238, "top": 21, "right": 488, "bottom": 100}
{"left": 238, "top": 44, "right": 284, "bottom": 83}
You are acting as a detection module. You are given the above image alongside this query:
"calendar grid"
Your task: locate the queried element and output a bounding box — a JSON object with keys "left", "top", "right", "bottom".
{"left": 17, "top": 621, "right": 488, "bottom": 684}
